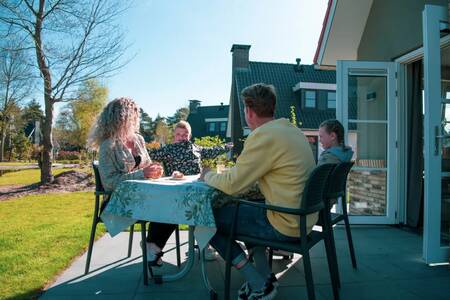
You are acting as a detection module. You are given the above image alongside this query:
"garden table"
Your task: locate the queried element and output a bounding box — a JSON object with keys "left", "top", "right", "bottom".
{"left": 101, "top": 175, "right": 224, "bottom": 297}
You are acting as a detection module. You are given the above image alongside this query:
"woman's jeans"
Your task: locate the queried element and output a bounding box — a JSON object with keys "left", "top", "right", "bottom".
{"left": 209, "top": 202, "right": 299, "bottom": 264}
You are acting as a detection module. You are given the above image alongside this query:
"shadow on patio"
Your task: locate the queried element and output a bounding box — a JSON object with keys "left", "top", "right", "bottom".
{"left": 40, "top": 226, "right": 450, "bottom": 300}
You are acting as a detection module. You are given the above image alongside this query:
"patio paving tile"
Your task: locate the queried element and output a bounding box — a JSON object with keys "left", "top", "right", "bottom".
{"left": 39, "top": 226, "right": 450, "bottom": 300}
{"left": 395, "top": 276, "right": 450, "bottom": 300}
{"left": 318, "top": 281, "right": 425, "bottom": 300}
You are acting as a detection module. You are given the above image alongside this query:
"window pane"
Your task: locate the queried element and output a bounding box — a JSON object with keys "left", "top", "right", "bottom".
{"left": 220, "top": 122, "right": 226, "bottom": 132}
{"left": 305, "top": 99, "right": 315, "bottom": 107}
{"left": 441, "top": 46, "right": 450, "bottom": 246}
{"left": 441, "top": 177, "right": 450, "bottom": 246}
{"left": 305, "top": 91, "right": 316, "bottom": 108}
{"left": 348, "top": 76, "right": 387, "bottom": 120}
{"left": 352, "top": 122, "right": 387, "bottom": 166}
{"left": 328, "top": 100, "right": 336, "bottom": 109}
{"left": 327, "top": 92, "right": 336, "bottom": 109}
{"left": 208, "top": 122, "right": 216, "bottom": 132}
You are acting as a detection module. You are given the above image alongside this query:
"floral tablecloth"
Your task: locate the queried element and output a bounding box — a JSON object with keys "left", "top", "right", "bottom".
{"left": 100, "top": 175, "right": 223, "bottom": 249}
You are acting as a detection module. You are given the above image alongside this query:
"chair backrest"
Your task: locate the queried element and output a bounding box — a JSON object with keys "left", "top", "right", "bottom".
{"left": 326, "top": 161, "right": 354, "bottom": 199}
{"left": 92, "top": 161, "right": 105, "bottom": 193}
{"left": 300, "top": 163, "right": 336, "bottom": 214}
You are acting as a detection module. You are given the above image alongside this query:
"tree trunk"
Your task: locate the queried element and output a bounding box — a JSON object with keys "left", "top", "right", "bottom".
{"left": 40, "top": 99, "right": 54, "bottom": 183}
{"left": 0, "top": 125, "right": 5, "bottom": 162}
{"left": 35, "top": 0, "right": 54, "bottom": 184}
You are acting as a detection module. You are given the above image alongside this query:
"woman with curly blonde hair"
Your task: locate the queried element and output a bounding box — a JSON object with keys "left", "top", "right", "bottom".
{"left": 88, "top": 97, "right": 163, "bottom": 192}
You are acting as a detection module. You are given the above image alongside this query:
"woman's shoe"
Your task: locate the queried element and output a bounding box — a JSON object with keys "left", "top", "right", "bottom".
{"left": 147, "top": 251, "right": 164, "bottom": 268}
{"left": 238, "top": 281, "right": 277, "bottom": 300}
{"left": 141, "top": 241, "right": 164, "bottom": 268}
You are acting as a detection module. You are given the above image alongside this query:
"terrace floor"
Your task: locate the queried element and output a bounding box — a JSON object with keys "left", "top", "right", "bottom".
{"left": 40, "top": 226, "right": 450, "bottom": 300}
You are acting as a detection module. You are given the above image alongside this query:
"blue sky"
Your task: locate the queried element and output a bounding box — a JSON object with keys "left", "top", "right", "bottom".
{"left": 106, "top": 0, "right": 328, "bottom": 119}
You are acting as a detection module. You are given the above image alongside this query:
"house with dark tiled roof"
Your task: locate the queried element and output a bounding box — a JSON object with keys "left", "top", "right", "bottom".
{"left": 313, "top": 0, "right": 450, "bottom": 263}
{"left": 228, "top": 44, "right": 336, "bottom": 160}
{"left": 186, "top": 100, "right": 229, "bottom": 140}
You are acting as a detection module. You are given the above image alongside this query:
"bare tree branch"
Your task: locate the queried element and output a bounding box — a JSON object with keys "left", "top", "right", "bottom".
{"left": 0, "top": 0, "right": 132, "bottom": 183}
{"left": 0, "top": 38, "right": 35, "bottom": 160}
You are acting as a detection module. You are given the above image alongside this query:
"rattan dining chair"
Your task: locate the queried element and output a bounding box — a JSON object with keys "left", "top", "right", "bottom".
{"left": 223, "top": 163, "right": 340, "bottom": 300}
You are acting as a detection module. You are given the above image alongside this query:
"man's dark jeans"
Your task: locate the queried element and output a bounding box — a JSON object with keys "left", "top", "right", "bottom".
{"left": 209, "top": 202, "right": 299, "bottom": 264}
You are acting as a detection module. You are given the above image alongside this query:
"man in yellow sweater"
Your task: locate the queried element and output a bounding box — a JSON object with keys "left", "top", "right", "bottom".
{"left": 200, "top": 83, "right": 316, "bottom": 300}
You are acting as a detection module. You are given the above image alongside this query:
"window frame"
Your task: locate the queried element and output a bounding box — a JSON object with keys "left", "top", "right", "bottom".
{"left": 220, "top": 122, "right": 227, "bottom": 132}
{"left": 304, "top": 90, "right": 317, "bottom": 108}
{"left": 207, "top": 122, "right": 216, "bottom": 133}
{"left": 327, "top": 91, "right": 337, "bottom": 109}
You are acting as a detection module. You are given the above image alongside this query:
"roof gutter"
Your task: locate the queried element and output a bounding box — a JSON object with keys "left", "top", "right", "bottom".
{"left": 314, "top": 0, "right": 337, "bottom": 66}
{"left": 292, "top": 82, "right": 336, "bottom": 92}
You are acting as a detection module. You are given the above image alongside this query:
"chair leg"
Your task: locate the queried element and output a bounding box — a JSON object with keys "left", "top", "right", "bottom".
{"left": 302, "top": 251, "right": 316, "bottom": 300}
{"left": 128, "top": 224, "right": 134, "bottom": 258}
{"left": 224, "top": 252, "right": 232, "bottom": 300}
{"left": 224, "top": 203, "right": 240, "bottom": 300}
{"left": 140, "top": 222, "right": 148, "bottom": 286}
{"left": 343, "top": 214, "right": 357, "bottom": 269}
{"left": 327, "top": 226, "right": 341, "bottom": 288}
{"left": 85, "top": 218, "right": 98, "bottom": 275}
{"left": 268, "top": 248, "right": 273, "bottom": 269}
{"left": 342, "top": 193, "right": 357, "bottom": 269}
{"left": 324, "top": 232, "right": 340, "bottom": 299}
{"left": 175, "top": 227, "right": 181, "bottom": 268}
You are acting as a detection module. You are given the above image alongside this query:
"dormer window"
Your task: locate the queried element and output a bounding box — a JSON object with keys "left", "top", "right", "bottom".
{"left": 305, "top": 90, "right": 316, "bottom": 108}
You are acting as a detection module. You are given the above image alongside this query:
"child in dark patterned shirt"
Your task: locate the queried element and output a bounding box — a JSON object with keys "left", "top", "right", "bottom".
{"left": 145, "top": 120, "right": 232, "bottom": 265}
{"left": 149, "top": 120, "right": 232, "bottom": 176}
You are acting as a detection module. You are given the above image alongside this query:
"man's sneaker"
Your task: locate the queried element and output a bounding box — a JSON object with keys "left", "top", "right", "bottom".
{"left": 203, "top": 246, "right": 218, "bottom": 261}
{"left": 238, "top": 282, "right": 251, "bottom": 299}
{"left": 238, "top": 281, "right": 277, "bottom": 300}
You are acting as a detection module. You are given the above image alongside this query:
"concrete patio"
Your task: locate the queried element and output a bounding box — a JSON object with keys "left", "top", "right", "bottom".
{"left": 40, "top": 226, "right": 450, "bottom": 300}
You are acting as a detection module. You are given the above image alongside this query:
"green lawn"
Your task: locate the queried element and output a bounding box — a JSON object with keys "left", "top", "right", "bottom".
{"left": 0, "top": 162, "right": 36, "bottom": 167}
{"left": 0, "top": 192, "right": 103, "bottom": 300}
{"left": 0, "top": 168, "right": 91, "bottom": 186}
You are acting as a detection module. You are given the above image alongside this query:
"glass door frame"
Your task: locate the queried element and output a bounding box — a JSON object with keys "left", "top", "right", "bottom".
{"left": 422, "top": 4, "right": 450, "bottom": 264}
{"left": 336, "top": 60, "right": 398, "bottom": 224}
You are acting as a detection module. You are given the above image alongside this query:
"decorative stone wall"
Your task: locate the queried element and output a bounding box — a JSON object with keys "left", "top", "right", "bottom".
{"left": 347, "top": 170, "right": 386, "bottom": 215}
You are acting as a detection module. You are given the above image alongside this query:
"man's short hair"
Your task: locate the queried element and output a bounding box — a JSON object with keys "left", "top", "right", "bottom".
{"left": 241, "top": 83, "right": 276, "bottom": 117}
{"left": 175, "top": 120, "right": 192, "bottom": 135}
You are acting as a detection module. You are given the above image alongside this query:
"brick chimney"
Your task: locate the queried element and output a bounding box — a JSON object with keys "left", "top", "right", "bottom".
{"left": 229, "top": 44, "right": 251, "bottom": 156}
{"left": 231, "top": 44, "right": 251, "bottom": 70}
{"left": 188, "top": 100, "right": 201, "bottom": 113}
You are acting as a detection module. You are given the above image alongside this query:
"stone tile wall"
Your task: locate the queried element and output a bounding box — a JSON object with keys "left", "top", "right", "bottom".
{"left": 347, "top": 169, "right": 387, "bottom": 215}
